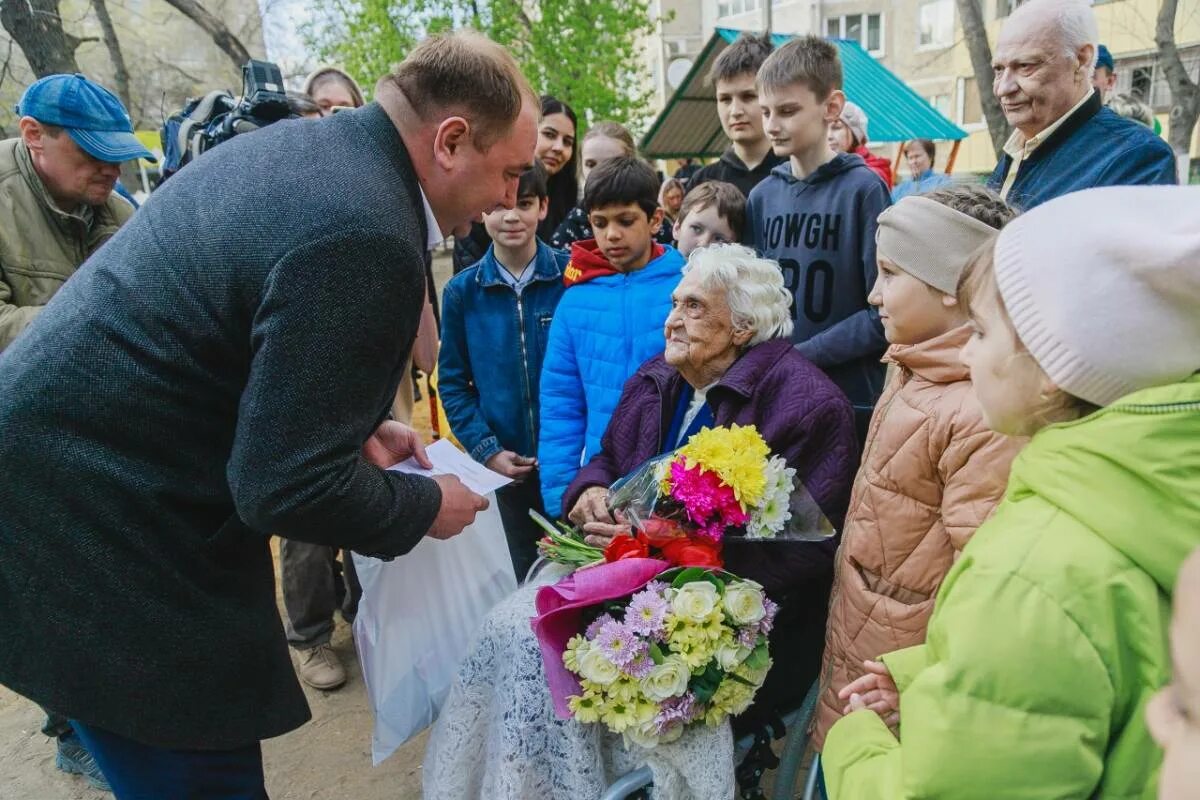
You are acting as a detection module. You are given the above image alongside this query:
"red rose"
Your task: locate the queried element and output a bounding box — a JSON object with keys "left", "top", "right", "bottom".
{"left": 604, "top": 534, "right": 650, "bottom": 562}
{"left": 660, "top": 537, "right": 723, "bottom": 568}
{"left": 638, "top": 517, "right": 688, "bottom": 548}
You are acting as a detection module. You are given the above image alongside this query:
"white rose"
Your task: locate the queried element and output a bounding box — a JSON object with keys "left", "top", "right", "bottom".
{"left": 578, "top": 648, "right": 620, "bottom": 686}
{"left": 640, "top": 656, "right": 692, "bottom": 701}
{"left": 715, "top": 640, "right": 750, "bottom": 671}
{"left": 671, "top": 581, "right": 720, "bottom": 623}
{"left": 722, "top": 582, "right": 766, "bottom": 626}
{"left": 623, "top": 721, "right": 661, "bottom": 750}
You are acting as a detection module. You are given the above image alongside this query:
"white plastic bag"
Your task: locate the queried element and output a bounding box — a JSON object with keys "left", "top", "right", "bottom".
{"left": 352, "top": 496, "right": 516, "bottom": 765}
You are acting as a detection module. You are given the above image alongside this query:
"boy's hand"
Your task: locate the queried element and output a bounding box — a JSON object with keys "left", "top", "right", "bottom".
{"left": 363, "top": 421, "right": 432, "bottom": 469}
{"left": 840, "top": 659, "right": 900, "bottom": 729}
{"left": 486, "top": 451, "right": 536, "bottom": 482}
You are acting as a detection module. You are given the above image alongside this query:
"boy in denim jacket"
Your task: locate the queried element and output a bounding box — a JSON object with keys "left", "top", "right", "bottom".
{"left": 438, "top": 162, "right": 569, "bottom": 580}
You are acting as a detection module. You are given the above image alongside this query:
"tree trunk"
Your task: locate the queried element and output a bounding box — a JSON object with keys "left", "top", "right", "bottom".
{"left": 1156, "top": 0, "right": 1199, "bottom": 181}
{"left": 91, "top": 0, "right": 133, "bottom": 118}
{"left": 158, "top": 0, "right": 252, "bottom": 68}
{"left": 956, "top": 0, "right": 1009, "bottom": 159}
{"left": 0, "top": 0, "right": 91, "bottom": 77}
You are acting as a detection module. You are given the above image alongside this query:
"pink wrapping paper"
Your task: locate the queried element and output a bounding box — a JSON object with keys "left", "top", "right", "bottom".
{"left": 531, "top": 558, "right": 669, "bottom": 717}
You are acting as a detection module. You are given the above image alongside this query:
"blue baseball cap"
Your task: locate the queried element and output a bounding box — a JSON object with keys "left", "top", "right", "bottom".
{"left": 1096, "top": 45, "right": 1114, "bottom": 73}
{"left": 16, "top": 73, "right": 156, "bottom": 163}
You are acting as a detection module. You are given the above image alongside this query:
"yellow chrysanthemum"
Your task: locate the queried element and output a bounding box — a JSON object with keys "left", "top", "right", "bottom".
{"left": 605, "top": 676, "right": 640, "bottom": 704}
{"left": 569, "top": 689, "right": 604, "bottom": 723}
{"left": 601, "top": 698, "right": 641, "bottom": 733}
{"left": 668, "top": 424, "right": 771, "bottom": 508}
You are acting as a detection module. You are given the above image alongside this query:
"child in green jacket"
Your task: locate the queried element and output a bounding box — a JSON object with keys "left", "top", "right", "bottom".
{"left": 823, "top": 185, "right": 1200, "bottom": 798}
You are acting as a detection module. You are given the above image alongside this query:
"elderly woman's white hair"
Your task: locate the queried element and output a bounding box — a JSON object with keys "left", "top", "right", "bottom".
{"left": 1010, "top": 0, "right": 1100, "bottom": 75}
{"left": 682, "top": 243, "right": 793, "bottom": 346}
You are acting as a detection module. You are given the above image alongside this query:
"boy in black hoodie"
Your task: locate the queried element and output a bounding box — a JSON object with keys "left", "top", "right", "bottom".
{"left": 689, "top": 32, "right": 784, "bottom": 199}
{"left": 745, "top": 36, "right": 890, "bottom": 445}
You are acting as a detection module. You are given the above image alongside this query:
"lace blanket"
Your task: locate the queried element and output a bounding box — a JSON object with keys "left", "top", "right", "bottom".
{"left": 423, "top": 571, "right": 735, "bottom": 800}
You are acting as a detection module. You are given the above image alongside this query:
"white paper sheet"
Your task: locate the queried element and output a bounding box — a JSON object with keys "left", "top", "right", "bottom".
{"left": 387, "top": 438, "right": 513, "bottom": 495}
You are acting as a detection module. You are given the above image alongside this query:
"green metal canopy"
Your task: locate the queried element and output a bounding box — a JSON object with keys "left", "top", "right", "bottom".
{"left": 641, "top": 28, "right": 967, "bottom": 159}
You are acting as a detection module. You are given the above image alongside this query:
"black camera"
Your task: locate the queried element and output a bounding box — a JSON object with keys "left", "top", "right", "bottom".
{"left": 160, "top": 59, "right": 293, "bottom": 179}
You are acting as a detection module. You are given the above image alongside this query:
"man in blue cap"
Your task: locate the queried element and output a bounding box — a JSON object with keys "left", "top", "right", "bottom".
{"left": 1, "top": 72, "right": 152, "bottom": 793}
{"left": 1094, "top": 44, "right": 1117, "bottom": 102}
{"left": 0, "top": 73, "right": 153, "bottom": 352}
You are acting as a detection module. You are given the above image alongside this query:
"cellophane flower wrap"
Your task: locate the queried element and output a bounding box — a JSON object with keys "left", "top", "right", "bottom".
{"left": 611, "top": 423, "right": 834, "bottom": 543}
{"left": 535, "top": 566, "right": 778, "bottom": 749}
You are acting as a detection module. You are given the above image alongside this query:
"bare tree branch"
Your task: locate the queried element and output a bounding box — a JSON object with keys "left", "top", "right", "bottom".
{"left": 955, "top": 0, "right": 1009, "bottom": 158}
{"left": 92, "top": 0, "right": 133, "bottom": 117}
{"left": 1155, "top": 0, "right": 1200, "bottom": 175}
{"left": 157, "top": 0, "right": 251, "bottom": 68}
{"left": 0, "top": 0, "right": 88, "bottom": 76}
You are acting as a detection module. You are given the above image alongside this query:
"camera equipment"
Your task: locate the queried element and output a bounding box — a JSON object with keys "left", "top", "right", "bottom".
{"left": 160, "top": 59, "right": 292, "bottom": 179}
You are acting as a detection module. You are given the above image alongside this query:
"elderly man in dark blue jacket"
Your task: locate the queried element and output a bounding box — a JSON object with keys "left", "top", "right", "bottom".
{"left": 987, "top": 0, "right": 1176, "bottom": 210}
{"left": 0, "top": 31, "right": 537, "bottom": 798}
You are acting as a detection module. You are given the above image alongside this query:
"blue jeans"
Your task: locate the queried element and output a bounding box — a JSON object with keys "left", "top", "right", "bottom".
{"left": 71, "top": 720, "right": 269, "bottom": 799}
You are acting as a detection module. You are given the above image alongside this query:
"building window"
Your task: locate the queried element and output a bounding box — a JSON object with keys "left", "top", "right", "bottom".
{"left": 1129, "top": 65, "right": 1154, "bottom": 104}
{"left": 957, "top": 76, "right": 984, "bottom": 125}
{"left": 825, "top": 13, "right": 885, "bottom": 56}
{"left": 717, "top": 0, "right": 763, "bottom": 17}
{"left": 928, "top": 93, "right": 953, "bottom": 118}
{"left": 918, "top": 0, "right": 954, "bottom": 48}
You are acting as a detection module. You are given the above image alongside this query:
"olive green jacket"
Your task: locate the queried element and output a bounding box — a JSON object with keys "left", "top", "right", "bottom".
{"left": 0, "top": 137, "right": 132, "bottom": 350}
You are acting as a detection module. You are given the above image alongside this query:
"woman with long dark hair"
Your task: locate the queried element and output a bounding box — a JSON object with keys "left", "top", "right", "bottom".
{"left": 537, "top": 95, "right": 578, "bottom": 239}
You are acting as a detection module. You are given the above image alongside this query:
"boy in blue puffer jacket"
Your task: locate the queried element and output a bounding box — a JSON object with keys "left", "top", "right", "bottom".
{"left": 538, "top": 156, "right": 685, "bottom": 518}
{"left": 439, "top": 162, "right": 569, "bottom": 581}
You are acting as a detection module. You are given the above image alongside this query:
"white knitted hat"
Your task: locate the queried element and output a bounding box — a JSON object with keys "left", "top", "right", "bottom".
{"left": 993, "top": 185, "right": 1200, "bottom": 407}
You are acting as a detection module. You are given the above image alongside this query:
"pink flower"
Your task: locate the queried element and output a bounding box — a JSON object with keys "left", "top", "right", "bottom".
{"left": 667, "top": 461, "right": 749, "bottom": 540}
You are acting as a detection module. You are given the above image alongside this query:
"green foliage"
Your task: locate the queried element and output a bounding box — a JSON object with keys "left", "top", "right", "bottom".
{"left": 302, "top": 0, "right": 663, "bottom": 134}
{"left": 688, "top": 661, "right": 723, "bottom": 705}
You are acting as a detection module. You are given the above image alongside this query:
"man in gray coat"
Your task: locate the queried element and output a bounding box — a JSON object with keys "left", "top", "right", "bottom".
{"left": 0, "top": 31, "right": 537, "bottom": 797}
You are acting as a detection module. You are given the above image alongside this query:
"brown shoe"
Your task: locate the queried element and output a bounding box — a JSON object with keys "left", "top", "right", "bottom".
{"left": 295, "top": 643, "right": 346, "bottom": 690}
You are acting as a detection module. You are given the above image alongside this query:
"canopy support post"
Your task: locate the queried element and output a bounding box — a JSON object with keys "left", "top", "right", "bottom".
{"left": 892, "top": 140, "right": 907, "bottom": 176}
{"left": 945, "top": 139, "right": 962, "bottom": 174}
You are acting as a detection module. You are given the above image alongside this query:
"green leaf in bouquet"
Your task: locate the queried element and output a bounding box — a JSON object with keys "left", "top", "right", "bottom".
{"left": 671, "top": 567, "right": 707, "bottom": 588}
{"left": 689, "top": 662, "right": 724, "bottom": 705}
{"left": 726, "top": 672, "right": 758, "bottom": 688}
{"left": 744, "top": 643, "right": 771, "bottom": 672}
{"left": 648, "top": 642, "right": 666, "bottom": 665}
{"left": 528, "top": 508, "right": 563, "bottom": 537}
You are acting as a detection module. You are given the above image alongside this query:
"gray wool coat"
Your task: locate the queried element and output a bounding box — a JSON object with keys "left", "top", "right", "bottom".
{"left": 0, "top": 103, "right": 441, "bottom": 749}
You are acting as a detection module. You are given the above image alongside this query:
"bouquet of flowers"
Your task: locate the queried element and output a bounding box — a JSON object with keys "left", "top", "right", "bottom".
{"left": 533, "top": 562, "right": 778, "bottom": 749}
{"left": 530, "top": 424, "right": 831, "bottom": 747}
{"left": 532, "top": 424, "right": 832, "bottom": 572}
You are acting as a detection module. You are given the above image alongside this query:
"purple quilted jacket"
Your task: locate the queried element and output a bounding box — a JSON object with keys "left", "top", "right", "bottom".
{"left": 563, "top": 338, "right": 858, "bottom": 728}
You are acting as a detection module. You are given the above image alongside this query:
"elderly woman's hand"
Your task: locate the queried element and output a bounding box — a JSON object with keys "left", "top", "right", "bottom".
{"left": 568, "top": 486, "right": 630, "bottom": 547}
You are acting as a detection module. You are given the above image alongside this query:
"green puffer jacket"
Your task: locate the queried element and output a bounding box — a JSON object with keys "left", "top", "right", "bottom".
{"left": 0, "top": 137, "right": 132, "bottom": 350}
{"left": 824, "top": 375, "right": 1200, "bottom": 799}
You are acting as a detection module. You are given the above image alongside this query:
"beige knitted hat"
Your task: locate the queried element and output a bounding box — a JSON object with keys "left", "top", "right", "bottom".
{"left": 993, "top": 185, "right": 1200, "bottom": 406}
{"left": 839, "top": 101, "right": 869, "bottom": 145}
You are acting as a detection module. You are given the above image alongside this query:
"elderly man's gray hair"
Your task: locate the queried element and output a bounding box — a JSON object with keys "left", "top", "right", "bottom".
{"left": 1011, "top": 0, "right": 1100, "bottom": 75}
{"left": 682, "top": 244, "right": 794, "bottom": 346}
